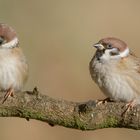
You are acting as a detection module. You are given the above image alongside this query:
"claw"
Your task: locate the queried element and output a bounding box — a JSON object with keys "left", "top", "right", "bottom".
{"left": 2, "top": 88, "right": 14, "bottom": 104}
{"left": 122, "top": 100, "right": 136, "bottom": 116}
{"left": 96, "top": 97, "right": 113, "bottom": 106}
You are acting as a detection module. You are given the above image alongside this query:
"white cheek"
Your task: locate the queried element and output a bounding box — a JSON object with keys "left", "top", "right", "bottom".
{"left": 1, "top": 37, "right": 18, "bottom": 48}
{"left": 100, "top": 49, "right": 121, "bottom": 62}
{"left": 101, "top": 50, "right": 111, "bottom": 61}
{"left": 120, "top": 48, "right": 129, "bottom": 57}
{"left": 100, "top": 48, "right": 129, "bottom": 62}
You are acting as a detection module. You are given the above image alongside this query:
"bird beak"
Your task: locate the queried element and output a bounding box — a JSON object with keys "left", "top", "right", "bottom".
{"left": 93, "top": 43, "right": 104, "bottom": 50}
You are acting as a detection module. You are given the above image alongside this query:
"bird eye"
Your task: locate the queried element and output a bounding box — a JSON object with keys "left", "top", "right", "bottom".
{"left": 107, "top": 44, "right": 112, "bottom": 49}
{"left": 0, "top": 36, "right": 5, "bottom": 45}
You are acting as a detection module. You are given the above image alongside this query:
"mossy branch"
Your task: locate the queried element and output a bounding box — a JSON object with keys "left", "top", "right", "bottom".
{"left": 0, "top": 87, "right": 140, "bottom": 130}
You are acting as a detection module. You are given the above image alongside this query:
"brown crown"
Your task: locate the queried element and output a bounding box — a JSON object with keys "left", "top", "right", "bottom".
{"left": 99, "top": 37, "right": 127, "bottom": 52}
{"left": 0, "top": 23, "right": 17, "bottom": 42}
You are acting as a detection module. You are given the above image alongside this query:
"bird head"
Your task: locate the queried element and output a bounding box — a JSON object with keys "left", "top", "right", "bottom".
{"left": 0, "top": 23, "right": 18, "bottom": 49}
{"left": 93, "top": 37, "right": 129, "bottom": 62}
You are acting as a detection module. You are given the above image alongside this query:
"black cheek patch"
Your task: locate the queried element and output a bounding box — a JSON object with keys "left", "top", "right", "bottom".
{"left": 0, "top": 36, "right": 5, "bottom": 45}
{"left": 110, "top": 50, "right": 120, "bottom": 56}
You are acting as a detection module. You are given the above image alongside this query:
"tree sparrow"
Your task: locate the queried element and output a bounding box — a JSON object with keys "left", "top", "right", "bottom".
{"left": 89, "top": 37, "right": 140, "bottom": 109}
{"left": 0, "top": 23, "right": 28, "bottom": 103}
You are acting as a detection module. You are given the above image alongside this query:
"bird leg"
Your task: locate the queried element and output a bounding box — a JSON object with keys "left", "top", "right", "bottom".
{"left": 2, "top": 88, "right": 14, "bottom": 104}
{"left": 125, "top": 101, "right": 136, "bottom": 111}
{"left": 96, "top": 97, "right": 114, "bottom": 105}
{"left": 122, "top": 100, "right": 136, "bottom": 116}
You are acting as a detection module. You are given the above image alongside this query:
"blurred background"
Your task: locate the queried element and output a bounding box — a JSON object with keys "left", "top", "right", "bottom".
{"left": 0, "top": 0, "right": 140, "bottom": 140}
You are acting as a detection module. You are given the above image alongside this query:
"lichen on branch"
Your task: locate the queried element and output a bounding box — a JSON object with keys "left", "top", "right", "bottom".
{"left": 0, "top": 87, "right": 140, "bottom": 130}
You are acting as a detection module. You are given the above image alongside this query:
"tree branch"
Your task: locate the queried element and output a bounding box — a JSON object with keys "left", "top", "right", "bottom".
{"left": 0, "top": 87, "right": 140, "bottom": 130}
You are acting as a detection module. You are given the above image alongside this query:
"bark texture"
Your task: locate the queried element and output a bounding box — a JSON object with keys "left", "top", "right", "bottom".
{"left": 0, "top": 87, "right": 140, "bottom": 130}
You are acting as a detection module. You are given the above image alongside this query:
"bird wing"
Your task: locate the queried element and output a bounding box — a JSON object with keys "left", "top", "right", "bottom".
{"left": 124, "top": 52, "right": 140, "bottom": 95}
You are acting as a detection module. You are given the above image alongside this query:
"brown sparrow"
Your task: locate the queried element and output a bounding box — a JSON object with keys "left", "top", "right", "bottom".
{"left": 89, "top": 37, "right": 140, "bottom": 109}
{"left": 0, "top": 23, "right": 28, "bottom": 103}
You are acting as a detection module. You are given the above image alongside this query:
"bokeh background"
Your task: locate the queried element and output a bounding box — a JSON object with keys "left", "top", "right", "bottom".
{"left": 0, "top": 0, "right": 140, "bottom": 140}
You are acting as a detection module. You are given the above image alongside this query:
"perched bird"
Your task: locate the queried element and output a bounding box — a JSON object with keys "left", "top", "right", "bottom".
{"left": 0, "top": 23, "right": 28, "bottom": 103}
{"left": 89, "top": 37, "right": 140, "bottom": 109}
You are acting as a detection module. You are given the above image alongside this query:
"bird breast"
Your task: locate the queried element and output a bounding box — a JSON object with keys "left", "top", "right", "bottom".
{"left": 90, "top": 57, "right": 139, "bottom": 102}
{"left": 0, "top": 48, "right": 28, "bottom": 91}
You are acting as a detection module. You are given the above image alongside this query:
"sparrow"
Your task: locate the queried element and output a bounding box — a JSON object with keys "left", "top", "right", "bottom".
{"left": 0, "top": 23, "right": 28, "bottom": 103}
{"left": 89, "top": 37, "right": 140, "bottom": 110}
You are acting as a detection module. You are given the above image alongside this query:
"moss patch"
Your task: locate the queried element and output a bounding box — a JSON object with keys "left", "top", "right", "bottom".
{"left": 99, "top": 116, "right": 119, "bottom": 128}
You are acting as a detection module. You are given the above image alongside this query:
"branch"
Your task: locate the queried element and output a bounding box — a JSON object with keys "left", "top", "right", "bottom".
{"left": 0, "top": 87, "right": 140, "bottom": 130}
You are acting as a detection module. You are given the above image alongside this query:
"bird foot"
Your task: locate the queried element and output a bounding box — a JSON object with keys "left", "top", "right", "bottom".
{"left": 96, "top": 97, "right": 113, "bottom": 106}
{"left": 122, "top": 100, "right": 136, "bottom": 116}
{"left": 2, "top": 88, "right": 14, "bottom": 104}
